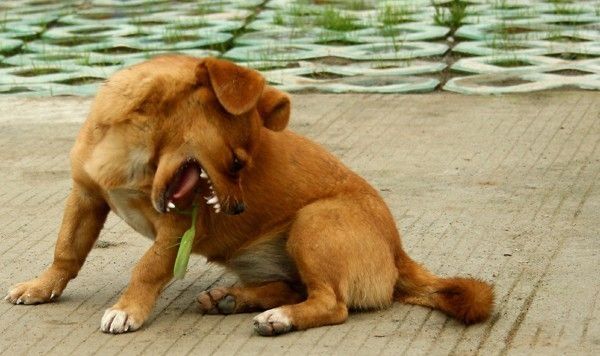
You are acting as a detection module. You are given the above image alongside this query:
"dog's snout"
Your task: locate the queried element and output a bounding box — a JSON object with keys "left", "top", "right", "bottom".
{"left": 231, "top": 202, "right": 245, "bottom": 215}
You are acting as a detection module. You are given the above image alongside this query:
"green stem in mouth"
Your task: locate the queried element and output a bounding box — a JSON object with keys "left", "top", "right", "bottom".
{"left": 171, "top": 206, "right": 193, "bottom": 216}
{"left": 173, "top": 205, "right": 198, "bottom": 280}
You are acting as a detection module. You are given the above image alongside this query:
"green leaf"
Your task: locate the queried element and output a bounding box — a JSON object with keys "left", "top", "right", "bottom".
{"left": 173, "top": 205, "right": 198, "bottom": 279}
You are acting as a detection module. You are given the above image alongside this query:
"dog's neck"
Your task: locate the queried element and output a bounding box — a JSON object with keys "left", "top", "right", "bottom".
{"left": 204, "top": 130, "right": 362, "bottom": 228}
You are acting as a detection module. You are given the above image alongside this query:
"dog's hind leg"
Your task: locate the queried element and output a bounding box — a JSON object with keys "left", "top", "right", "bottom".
{"left": 197, "top": 281, "right": 304, "bottom": 315}
{"left": 6, "top": 183, "right": 110, "bottom": 305}
{"left": 253, "top": 288, "right": 348, "bottom": 336}
{"left": 252, "top": 197, "right": 398, "bottom": 336}
{"left": 251, "top": 221, "right": 350, "bottom": 336}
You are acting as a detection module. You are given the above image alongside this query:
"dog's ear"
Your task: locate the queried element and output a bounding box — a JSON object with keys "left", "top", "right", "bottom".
{"left": 200, "top": 57, "right": 265, "bottom": 115}
{"left": 257, "top": 86, "right": 290, "bottom": 131}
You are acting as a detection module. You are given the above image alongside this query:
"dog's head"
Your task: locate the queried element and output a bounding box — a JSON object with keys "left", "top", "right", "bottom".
{"left": 139, "top": 56, "right": 290, "bottom": 215}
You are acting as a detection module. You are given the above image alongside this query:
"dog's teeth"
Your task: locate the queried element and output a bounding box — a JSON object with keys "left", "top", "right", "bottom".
{"left": 200, "top": 170, "right": 208, "bottom": 179}
{"left": 207, "top": 196, "right": 218, "bottom": 205}
{"left": 167, "top": 201, "right": 175, "bottom": 209}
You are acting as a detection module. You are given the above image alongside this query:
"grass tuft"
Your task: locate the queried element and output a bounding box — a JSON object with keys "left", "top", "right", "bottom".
{"left": 315, "top": 7, "right": 362, "bottom": 32}
{"left": 433, "top": 0, "right": 468, "bottom": 33}
{"left": 491, "top": 58, "right": 530, "bottom": 67}
{"left": 378, "top": 4, "right": 412, "bottom": 25}
{"left": 13, "top": 67, "right": 62, "bottom": 77}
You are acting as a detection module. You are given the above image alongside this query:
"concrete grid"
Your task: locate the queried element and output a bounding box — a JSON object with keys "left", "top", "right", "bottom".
{"left": 0, "top": 92, "right": 598, "bottom": 354}
{"left": 1, "top": 0, "right": 600, "bottom": 95}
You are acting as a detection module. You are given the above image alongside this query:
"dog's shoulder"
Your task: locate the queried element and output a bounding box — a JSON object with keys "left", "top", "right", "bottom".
{"left": 71, "top": 57, "right": 196, "bottom": 190}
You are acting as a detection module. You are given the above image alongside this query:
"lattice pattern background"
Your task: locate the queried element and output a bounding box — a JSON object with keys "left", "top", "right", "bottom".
{"left": 0, "top": 0, "right": 599, "bottom": 95}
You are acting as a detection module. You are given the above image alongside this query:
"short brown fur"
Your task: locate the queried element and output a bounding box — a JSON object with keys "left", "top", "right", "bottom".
{"left": 6, "top": 55, "right": 494, "bottom": 335}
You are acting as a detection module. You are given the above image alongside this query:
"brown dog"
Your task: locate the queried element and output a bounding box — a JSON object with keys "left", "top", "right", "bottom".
{"left": 5, "top": 55, "right": 493, "bottom": 335}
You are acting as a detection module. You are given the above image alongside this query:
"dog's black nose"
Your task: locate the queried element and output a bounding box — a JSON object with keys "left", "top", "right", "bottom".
{"left": 231, "top": 202, "right": 245, "bottom": 215}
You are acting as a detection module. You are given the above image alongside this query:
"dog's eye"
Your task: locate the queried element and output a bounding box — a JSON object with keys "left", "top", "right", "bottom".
{"left": 230, "top": 155, "right": 245, "bottom": 174}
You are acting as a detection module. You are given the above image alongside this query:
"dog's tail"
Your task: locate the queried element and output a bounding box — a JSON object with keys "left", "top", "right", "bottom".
{"left": 394, "top": 252, "right": 494, "bottom": 324}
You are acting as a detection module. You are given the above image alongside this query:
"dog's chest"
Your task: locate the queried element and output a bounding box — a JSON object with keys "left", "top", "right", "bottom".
{"left": 107, "top": 189, "right": 155, "bottom": 239}
{"left": 85, "top": 134, "right": 157, "bottom": 238}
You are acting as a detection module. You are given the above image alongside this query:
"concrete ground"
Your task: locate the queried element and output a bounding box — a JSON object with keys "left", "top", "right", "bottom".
{"left": 0, "top": 92, "right": 598, "bottom": 355}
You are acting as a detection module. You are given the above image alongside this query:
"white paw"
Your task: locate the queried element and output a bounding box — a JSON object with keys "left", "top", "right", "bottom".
{"left": 100, "top": 308, "right": 141, "bottom": 334}
{"left": 253, "top": 307, "right": 293, "bottom": 336}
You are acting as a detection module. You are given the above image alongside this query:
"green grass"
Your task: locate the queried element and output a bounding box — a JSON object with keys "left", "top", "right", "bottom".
{"left": 490, "top": 21, "right": 535, "bottom": 43}
{"left": 171, "top": 19, "right": 208, "bottom": 30}
{"left": 76, "top": 54, "right": 121, "bottom": 67}
{"left": 498, "top": 9, "right": 536, "bottom": 20}
{"left": 546, "top": 35, "right": 587, "bottom": 42}
{"left": 316, "top": 30, "right": 359, "bottom": 45}
{"left": 551, "top": 3, "right": 584, "bottom": 15}
{"left": 545, "top": 0, "right": 583, "bottom": 14}
{"left": 163, "top": 28, "right": 198, "bottom": 44}
{"left": 56, "top": 76, "right": 104, "bottom": 85}
{"left": 493, "top": 0, "right": 525, "bottom": 10}
{"left": 1, "top": 11, "right": 9, "bottom": 32}
{"left": 347, "top": 0, "right": 371, "bottom": 11}
{"left": 547, "top": 52, "right": 595, "bottom": 60}
{"left": 282, "top": 5, "right": 316, "bottom": 29}
{"left": 47, "top": 36, "right": 102, "bottom": 47}
{"left": 192, "top": 4, "right": 209, "bottom": 16}
{"left": 546, "top": 0, "right": 575, "bottom": 4}
{"left": 487, "top": 18, "right": 532, "bottom": 55}
{"left": 1, "top": 86, "right": 32, "bottom": 94}
{"left": 378, "top": 25, "right": 404, "bottom": 37}
{"left": 491, "top": 58, "right": 530, "bottom": 67}
{"left": 487, "top": 39, "right": 527, "bottom": 50}
{"left": 433, "top": 0, "right": 468, "bottom": 33}
{"left": 80, "top": 10, "right": 121, "bottom": 20}
{"left": 288, "top": 4, "right": 318, "bottom": 17}
{"left": 378, "top": 4, "right": 413, "bottom": 25}
{"left": 256, "top": 44, "right": 296, "bottom": 62}
{"left": 71, "top": 26, "right": 114, "bottom": 35}
{"left": 13, "top": 67, "right": 63, "bottom": 77}
{"left": 38, "top": 52, "right": 80, "bottom": 61}
{"left": 273, "top": 10, "right": 285, "bottom": 25}
{"left": 315, "top": 7, "right": 362, "bottom": 31}
{"left": 97, "top": 45, "right": 140, "bottom": 54}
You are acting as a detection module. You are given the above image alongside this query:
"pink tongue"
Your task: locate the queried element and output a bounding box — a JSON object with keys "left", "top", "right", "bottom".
{"left": 172, "top": 165, "right": 200, "bottom": 199}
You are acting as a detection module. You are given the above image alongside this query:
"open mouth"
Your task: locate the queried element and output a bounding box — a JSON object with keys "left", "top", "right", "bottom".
{"left": 164, "top": 159, "right": 221, "bottom": 214}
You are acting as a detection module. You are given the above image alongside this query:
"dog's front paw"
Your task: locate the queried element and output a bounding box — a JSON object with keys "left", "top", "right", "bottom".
{"left": 100, "top": 308, "right": 142, "bottom": 334}
{"left": 5, "top": 278, "right": 62, "bottom": 305}
{"left": 253, "top": 307, "right": 293, "bottom": 336}
{"left": 197, "top": 287, "right": 237, "bottom": 315}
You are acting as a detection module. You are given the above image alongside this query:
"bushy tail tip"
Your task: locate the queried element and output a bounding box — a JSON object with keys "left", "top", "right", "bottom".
{"left": 433, "top": 277, "right": 494, "bottom": 324}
